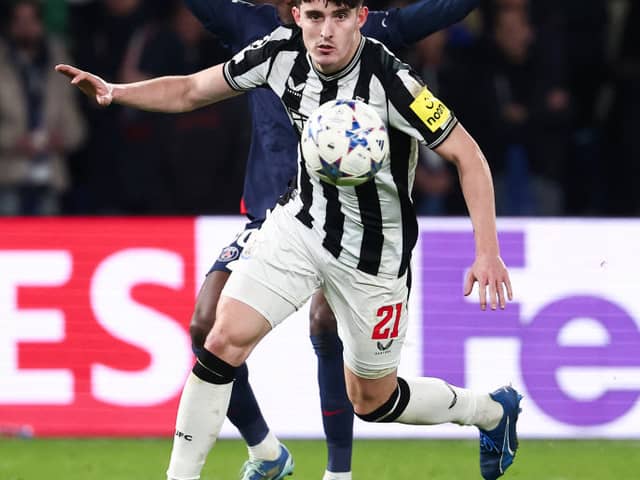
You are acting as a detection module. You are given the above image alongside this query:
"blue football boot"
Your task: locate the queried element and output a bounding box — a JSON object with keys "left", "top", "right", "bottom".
{"left": 479, "top": 386, "right": 523, "bottom": 479}
{"left": 240, "top": 444, "right": 294, "bottom": 480}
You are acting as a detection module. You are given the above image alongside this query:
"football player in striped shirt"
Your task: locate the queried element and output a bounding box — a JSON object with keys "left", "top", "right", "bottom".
{"left": 56, "top": 1, "right": 521, "bottom": 479}
{"left": 183, "top": 0, "right": 479, "bottom": 479}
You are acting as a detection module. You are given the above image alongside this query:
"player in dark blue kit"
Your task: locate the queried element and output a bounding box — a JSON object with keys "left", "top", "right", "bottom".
{"left": 183, "top": 1, "right": 479, "bottom": 479}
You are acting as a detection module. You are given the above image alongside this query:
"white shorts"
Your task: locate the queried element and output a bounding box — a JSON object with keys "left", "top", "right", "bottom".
{"left": 222, "top": 200, "right": 409, "bottom": 379}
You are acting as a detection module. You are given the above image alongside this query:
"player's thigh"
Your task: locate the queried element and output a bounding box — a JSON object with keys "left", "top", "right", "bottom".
{"left": 309, "top": 290, "right": 338, "bottom": 335}
{"left": 206, "top": 293, "right": 275, "bottom": 366}
{"left": 323, "top": 263, "right": 409, "bottom": 380}
{"left": 222, "top": 204, "right": 322, "bottom": 329}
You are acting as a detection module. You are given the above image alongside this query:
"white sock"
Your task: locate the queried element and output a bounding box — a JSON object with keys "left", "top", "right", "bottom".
{"left": 395, "top": 377, "right": 503, "bottom": 430}
{"left": 323, "top": 471, "right": 352, "bottom": 480}
{"left": 166, "top": 373, "right": 233, "bottom": 480}
{"left": 247, "top": 430, "right": 281, "bottom": 461}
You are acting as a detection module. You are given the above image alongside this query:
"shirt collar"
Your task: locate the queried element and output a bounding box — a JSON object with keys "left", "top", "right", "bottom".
{"left": 307, "top": 36, "right": 365, "bottom": 82}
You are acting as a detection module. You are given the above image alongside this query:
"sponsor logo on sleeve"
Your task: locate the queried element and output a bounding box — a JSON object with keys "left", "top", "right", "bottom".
{"left": 410, "top": 87, "right": 451, "bottom": 133}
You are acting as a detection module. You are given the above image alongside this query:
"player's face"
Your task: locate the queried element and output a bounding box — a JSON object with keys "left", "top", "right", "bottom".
{"left": 293, "top": 0, "right": 368, "bottom": 75}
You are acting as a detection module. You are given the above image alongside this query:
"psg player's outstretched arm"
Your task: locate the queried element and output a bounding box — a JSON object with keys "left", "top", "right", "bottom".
{"left": 364, "top": 0, "right": 479, "bottom": 50}
{"left": 396, "top": 0, "right": 478, "bottom": 44}
{"left": 185, "top": 0, "right": 280, "bottom": 47}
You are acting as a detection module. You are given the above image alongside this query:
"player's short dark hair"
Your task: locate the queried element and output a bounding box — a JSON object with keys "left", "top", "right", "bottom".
{"left": 293, "top": 0, "right": 364, "bottom": 9}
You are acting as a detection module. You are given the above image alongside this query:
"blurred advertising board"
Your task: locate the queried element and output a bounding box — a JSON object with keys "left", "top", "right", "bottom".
{"left": 1, "top": 217, "right": 638, "bottom": 438}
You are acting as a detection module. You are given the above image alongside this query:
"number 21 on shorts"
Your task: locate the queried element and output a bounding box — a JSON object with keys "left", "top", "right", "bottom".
{"left": 371, "top": 302, "right": 403, "bottom": 340}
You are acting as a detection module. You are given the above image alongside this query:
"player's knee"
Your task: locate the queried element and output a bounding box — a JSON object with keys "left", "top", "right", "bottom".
{"left": 203, "top": 321, "right": 256, "bottom": 367}
{"left": 190, "top": 271, "right": 227, "bottom": 349}
{"left": 354, "top": 390, "right": 402, "bottom": 421}
{"left": 309, "top": 299, "right": 338, "bottom": 336}
{"left": 189, "top": 319, "right": 208, "bottom": 351}
{"left": 353, "top": 378, "right": 409, "bottom": 423}
{"left": 345, "top": 382, "right": 378, "bottom": 416}
{"left": 346, "top": 371, "right": 402, "bottom": 420}
{"left": 355, "top": 409, "right": 385, "bottom": 423}
{"left": 349, "top": 394, "right": 381, "bottom": 419}
{"left": 189, "top": 306, "right": 215, "bottom": 350}
{"left": 204, "top": 331, "right": 243, "bottom": 366}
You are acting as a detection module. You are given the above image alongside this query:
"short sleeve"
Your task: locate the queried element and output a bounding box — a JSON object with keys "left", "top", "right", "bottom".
{"left": 387, "top": 68, "right": 458, "bottom": 149}
{"left": 223, "top": 27, "right": 293, "bottom": 91}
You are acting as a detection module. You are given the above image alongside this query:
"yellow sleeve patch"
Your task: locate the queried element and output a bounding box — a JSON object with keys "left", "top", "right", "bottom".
{"left": 409, "top": 87, "right": 451, "bottom": 133}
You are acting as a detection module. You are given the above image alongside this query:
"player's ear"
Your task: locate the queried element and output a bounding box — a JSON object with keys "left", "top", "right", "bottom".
{"left": 357, "top": 6, "right": 368, "bottom": 28}
{"left": 292, "top": 6, "right": 301, "bottom": 25}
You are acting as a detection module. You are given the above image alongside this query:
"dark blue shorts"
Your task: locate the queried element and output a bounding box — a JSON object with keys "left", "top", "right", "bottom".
{"left": 208, "top": 219, "right": 264, "bottom": 275}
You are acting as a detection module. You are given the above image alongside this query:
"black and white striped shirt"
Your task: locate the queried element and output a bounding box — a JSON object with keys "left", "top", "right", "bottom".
{"left": 224, "top": 26, "right": 457, "bottom": 278}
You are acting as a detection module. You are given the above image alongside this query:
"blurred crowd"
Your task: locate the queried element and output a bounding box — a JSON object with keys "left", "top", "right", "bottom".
{"left": 0, "top": 0, "right": 638, "bottom": 217}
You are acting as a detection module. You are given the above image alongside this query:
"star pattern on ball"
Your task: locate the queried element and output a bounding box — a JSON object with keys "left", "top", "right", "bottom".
{"left": 319, "top": 156, "right": 350, "bottom": 180}
{"left": 345, "top": 121, "right": 373, "bottom": 154}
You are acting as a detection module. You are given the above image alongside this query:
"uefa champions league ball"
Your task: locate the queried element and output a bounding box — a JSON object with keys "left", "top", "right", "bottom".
{"left": 301, "top": 99, "right": 389, "bottom": 187}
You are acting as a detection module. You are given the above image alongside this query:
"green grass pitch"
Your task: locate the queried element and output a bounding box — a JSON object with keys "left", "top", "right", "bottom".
{"left": 1, "top": 438, "right": 638, "bottom": 479}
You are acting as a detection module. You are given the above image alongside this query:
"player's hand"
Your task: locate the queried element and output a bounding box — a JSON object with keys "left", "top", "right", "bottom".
{"left": 55, "top": 64, "right": 114, "bottom": 107}
{"left": 463, "top": 254, "right": 513, "bottom": 311}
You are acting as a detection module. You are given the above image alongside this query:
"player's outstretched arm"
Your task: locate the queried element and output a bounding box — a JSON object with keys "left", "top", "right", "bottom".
{"left": 55, "top": 63, "right": 240, "bottom": 113}
{"left": 396, "top": 0, "right": 479, "bottom": 44}
{"left": 434, "top": 123, "right": 513, "bottom": 311}
{"left": 55, "top": 65, "right": 114, "bottom": 106}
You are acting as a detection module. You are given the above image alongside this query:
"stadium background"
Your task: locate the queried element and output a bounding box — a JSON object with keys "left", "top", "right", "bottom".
{"left": 1, "top": 0, "right": 639, "bottom": 479}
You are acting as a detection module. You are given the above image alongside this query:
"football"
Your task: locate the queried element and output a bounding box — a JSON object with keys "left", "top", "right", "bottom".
{"left": 301, "top": 99, "right": 389, "bottom": 187}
